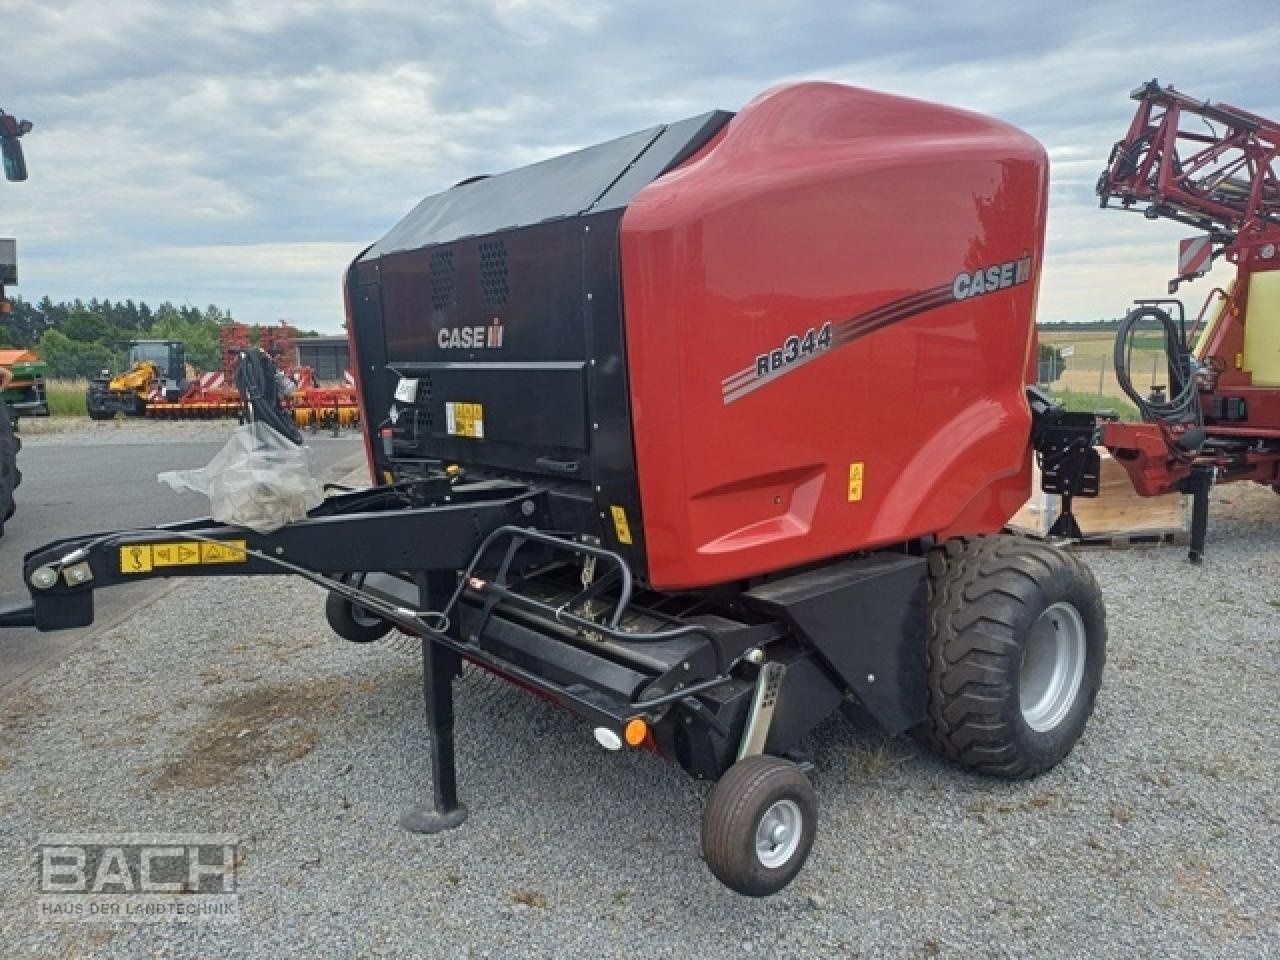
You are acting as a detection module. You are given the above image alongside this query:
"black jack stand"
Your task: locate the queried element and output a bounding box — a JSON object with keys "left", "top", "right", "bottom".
{"left": 400, "top": 571, "right": 468, "bottom": 834}
{"left": 1180, "top": 466, "right": 1215, "bottom": 565}
{"left": 1046, "top": 491, "right": 1084, "bottom": 541}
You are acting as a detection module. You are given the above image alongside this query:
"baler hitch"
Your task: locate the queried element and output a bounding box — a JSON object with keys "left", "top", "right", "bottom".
{"left": 2, "top": 480, "right": 766, "bottom": 839}
{"left": 9, "top": 480, "right": 545, "bottom": 632}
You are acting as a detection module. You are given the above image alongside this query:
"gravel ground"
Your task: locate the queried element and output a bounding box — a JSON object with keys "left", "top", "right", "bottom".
{"left": 0, "top": 484, "right": 1276, "bottom": 958}
{"left": 17, "top": 417, "right": 244, "bottom": 446}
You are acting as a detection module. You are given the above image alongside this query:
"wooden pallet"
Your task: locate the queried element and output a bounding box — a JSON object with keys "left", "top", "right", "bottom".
{"left": 1069, "top": 529, "right": 1190, "bottom": 550}
{"left": 1007, "top": 447, "right": 1189, "bottom": 547}
{"left": 1003, "top": 526, "right": 1190, "bottom": 550}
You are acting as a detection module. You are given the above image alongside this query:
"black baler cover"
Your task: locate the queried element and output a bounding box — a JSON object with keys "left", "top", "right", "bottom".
{"left": 362, "top": 111, "right": 731, "bottom": 259}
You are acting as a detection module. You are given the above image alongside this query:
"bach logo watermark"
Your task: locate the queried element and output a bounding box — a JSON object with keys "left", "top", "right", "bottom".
{"left": 37, "top": 834, "right": 240, "bottom": 923}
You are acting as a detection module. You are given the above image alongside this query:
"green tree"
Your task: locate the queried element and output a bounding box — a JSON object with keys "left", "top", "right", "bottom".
{"left": 35, "top": 329, "right": 116, "bottom": 378}
{"left": 1037, "top": 342, "right": 1069, "bottom": 384}
{"left": 0, "top": 297, "right": 47, "bottom": 347}
{"left": 61, "top": 305, "right": 110, "bottom": 344}
{"left": 5, "top": 295, "right": 260, "bottom": 373}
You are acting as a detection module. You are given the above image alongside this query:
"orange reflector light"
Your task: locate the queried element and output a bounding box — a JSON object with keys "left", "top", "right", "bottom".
{"left": 624, "top": 717, "right": 648, "bottom": 747}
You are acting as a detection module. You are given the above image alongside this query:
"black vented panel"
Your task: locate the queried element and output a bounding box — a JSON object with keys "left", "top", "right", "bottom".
{"left": 414, "top": 375, "right": 434, "bottom": 432}
{"left": 377, "top": 215, "right": 598, "bottom": 467}
{"left": 429, "top": 251, "right": 454, "bottom": 310}
{"left": 478, "top": 239, "right": 509, "bottom": 306}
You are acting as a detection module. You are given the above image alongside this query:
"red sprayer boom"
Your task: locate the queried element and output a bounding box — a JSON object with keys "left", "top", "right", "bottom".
{"left": 1098, "top": 80, "right": 1280, "bottom": 245}
{"left": 1097, "top": 81, "right": 1280, "bottom": 561}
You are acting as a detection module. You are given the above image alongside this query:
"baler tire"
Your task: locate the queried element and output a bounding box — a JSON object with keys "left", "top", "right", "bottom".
{"left": 325, "top": 589, "right": 394, "bottom": 644}
{"left": 701, "top": 755, "right": 816, "bottom": 897}
{"left": 0, "top": 402, "right": 18, "bottom": 537}
{"left": 5, "top": 466, "right": 19, "bottom": 519}
{"left": 913, "top": 535, "right": 1106, "bottom": 780}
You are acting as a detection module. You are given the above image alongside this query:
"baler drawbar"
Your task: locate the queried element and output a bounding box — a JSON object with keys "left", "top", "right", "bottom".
{"left": 3, "top": 82, "right": 1111, "bottom": 896}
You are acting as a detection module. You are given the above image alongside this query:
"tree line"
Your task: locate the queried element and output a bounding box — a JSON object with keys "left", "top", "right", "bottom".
{"left": 1, "top": 296, "right": 316, "bottom": 378}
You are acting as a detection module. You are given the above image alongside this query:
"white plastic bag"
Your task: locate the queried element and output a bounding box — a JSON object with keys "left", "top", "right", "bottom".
{"left": 158, "top": 423, "right": 324, "bottom": 533}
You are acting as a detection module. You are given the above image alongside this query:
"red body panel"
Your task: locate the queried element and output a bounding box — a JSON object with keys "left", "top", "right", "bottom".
{"left": 620, "top": 83, "right": 1049, "bottom": 590}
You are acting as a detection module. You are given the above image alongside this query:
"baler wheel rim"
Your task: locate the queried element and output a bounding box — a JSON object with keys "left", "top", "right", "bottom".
{"left": 349, "top": 605, "right": 385, "bottom": 629}
{"left": 1019, "top": 601, "right": 1087, "bottom": 733}
{"left": 754, "top": 798, "right": 803, "bottom": 869}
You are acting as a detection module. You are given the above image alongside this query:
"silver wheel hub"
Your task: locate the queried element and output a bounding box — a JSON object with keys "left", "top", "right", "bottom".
{"left": 351, "top": 606, "right": 383, "bottom": 627}
{"left": 1019, "top": 601, "right": 1087, "bottom": 733}
{"left": 755, "top": 799, "right": 802, "bottom": 869}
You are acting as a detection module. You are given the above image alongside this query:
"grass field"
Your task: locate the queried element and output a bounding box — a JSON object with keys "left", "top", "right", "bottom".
{"left": 1046, "top": 387, "right": 1140, "bottom": 421}
{"left": 44, "top": 379, "right": 88, "bottom": 417}
{"left": 1039, "top": 327, "right": 1168, "bottom": 417}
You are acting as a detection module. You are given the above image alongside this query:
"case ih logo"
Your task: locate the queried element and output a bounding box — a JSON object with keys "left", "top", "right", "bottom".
{"left": 951, "top": 256, "right": 1032, "bottom": 301}
{"left": 437, "top": 318, "right": 504, "bottom": 350}
{"left": 723, "top": 256, "right": 1033, "bottom": 403}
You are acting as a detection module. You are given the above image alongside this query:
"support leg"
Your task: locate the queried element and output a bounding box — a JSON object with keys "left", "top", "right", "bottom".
{"left": 1185, "top": 466, "right": 1213, "bottom": 564}
{"left": 1047, "top": 492, "right": 1084, "bottom": 540}
{"left": 400, "top": 572, "right": 468, "bottom": 834}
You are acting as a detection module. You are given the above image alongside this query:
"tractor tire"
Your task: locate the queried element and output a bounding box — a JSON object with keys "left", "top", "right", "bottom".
{"left": 914, "top": 535, "right": 1106, "bottom": 780}
{"left": 0, "top": 402, "right": 20, "bottom": 536}
{"left": 325, "top": 586, "right": 393, "bottom": 643}
{"left": 701, "top": 755, "right": 817, "bottom": 897}
{"left": 86, "top": 381, "right": 115, "bottom": 420}
{"left": 125, "top": 392, "right": 147, "bottom": 417}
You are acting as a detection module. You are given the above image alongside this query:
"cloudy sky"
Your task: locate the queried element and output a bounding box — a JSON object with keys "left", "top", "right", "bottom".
{"left": 3, "top": 1, "right": 1277, "bottom": 332}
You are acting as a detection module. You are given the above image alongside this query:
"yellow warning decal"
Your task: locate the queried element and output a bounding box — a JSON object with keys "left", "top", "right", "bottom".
{"left": 200, "top": 540, "right": 248, "bottom": 563}
{"left": 848, "top": 462, "right": 865, "bottom": 502}
{"left": 445, "top": 401, "right": 485, "bottom": 439}
{"left": 120, "top": 540, "right": 249, "bottom": 573}
{"left": 610, "top": 505, "right": 633, "bottom": 545}
{"left": 119, "top": 545, "right": 153, "bottom": 574}
{"left": 152, "top": 542, "right": 201, "bottom": 567}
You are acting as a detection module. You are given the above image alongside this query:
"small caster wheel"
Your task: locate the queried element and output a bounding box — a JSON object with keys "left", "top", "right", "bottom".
{"left": 325, "top": 580, "right": 393, "bottom": 643}
{"left": 701, "top": 754, "right": 817, "bottom": 896}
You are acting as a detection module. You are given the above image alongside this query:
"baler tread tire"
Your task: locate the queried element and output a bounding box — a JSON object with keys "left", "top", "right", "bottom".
{"left": 701, "top": 755, "right": 816, "bottom": 897}
{"left": 0, "top": 402, "right": 18, "bottom": 537}
{"left": 913, "top": 535, "right": 1106, "bottom": 780}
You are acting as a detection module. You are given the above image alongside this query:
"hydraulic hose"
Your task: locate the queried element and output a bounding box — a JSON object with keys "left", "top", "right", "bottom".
{"left": 233, "top": 347, "right": 303, "bottom": 444}
{"left": 1113, "top": 305, "right": 1203, "bottom": 453}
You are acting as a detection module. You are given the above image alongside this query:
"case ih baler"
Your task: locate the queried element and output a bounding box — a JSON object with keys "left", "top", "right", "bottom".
{"left": 2, "top": 83, "right": 1108, "bottom": 896}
